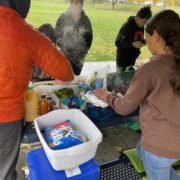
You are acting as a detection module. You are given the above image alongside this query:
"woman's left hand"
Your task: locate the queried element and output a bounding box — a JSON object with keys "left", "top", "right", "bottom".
{"left": 94, "top": 89, "right": 112, "bottom": 102}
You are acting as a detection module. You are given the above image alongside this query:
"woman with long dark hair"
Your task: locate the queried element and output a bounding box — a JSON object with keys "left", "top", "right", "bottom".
{"left": 95, "top": 10, "right": 180, "bottom": 180}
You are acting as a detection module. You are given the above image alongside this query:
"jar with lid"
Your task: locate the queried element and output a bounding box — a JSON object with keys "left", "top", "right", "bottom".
{"left": 47, "top": 96, "right": 53, "bottom": 112}
{"left": 39, "top": 94, "right": 48, "bottom": 115}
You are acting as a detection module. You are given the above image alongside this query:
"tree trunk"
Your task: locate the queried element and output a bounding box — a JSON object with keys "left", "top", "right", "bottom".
{"left": 112, "top": 0, "right": 118, "bottom": 10}
{"left": 163, "top": 0, "right": 168, "bottom": 8}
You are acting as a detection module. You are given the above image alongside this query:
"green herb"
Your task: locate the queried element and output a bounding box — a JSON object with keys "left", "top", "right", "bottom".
{"left": 54, "top": 88, "right": 76, "bottom": 100}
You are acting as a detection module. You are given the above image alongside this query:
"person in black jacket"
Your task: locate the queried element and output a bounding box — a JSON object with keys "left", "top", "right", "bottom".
{"left": 115, "top": 6, "right": 152, "bottom": 71}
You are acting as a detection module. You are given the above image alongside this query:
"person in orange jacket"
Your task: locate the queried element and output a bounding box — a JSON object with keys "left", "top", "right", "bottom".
{"left": 0, "top": 0, "right": 74, "bottom": 179}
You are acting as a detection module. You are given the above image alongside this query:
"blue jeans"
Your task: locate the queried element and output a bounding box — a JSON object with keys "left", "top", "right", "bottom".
{"left": 136, "top": 142, "right": 180, "bottom": 180}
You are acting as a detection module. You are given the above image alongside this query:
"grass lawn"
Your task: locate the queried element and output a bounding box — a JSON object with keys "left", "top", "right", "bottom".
{"left": 28, "top": 0, "right": 180, "bottom": 62}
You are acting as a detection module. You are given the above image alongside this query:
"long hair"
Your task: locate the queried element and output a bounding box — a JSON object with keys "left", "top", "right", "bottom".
{"left": 146, "top": 10, "right": 180, "bottom": 96}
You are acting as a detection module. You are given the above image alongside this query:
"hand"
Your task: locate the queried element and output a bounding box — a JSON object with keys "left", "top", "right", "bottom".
{"left": 94, "top": 89, "right": 112, "bottom": 102}
{"left": 132, "top": 41, "right": 143, "bottom": 49}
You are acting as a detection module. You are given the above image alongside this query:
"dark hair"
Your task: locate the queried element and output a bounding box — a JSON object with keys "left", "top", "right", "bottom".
{"left": 38, "top": 23, "right": 55, "bottom": 43}
{"left": 146, "top": 10, "right": 180, "bottom": 96}
{"left": 136, "top": 6, "right": 152, "bottom": 20}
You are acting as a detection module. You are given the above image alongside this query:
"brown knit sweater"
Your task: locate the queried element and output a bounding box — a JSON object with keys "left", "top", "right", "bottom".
{"left": 107, "top": 54, "right": 180, "bottom": 158}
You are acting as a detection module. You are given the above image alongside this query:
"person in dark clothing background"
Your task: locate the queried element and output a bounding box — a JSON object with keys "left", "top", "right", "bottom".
{"left": 55, "top": 0, "right": 93, "bottom": 75}
{"left": 38, "top": 23, "right": 56, "bottom": 43}
{"left": 32, "top": 23, "right": 55, "bottom": 82}
{"left": 115, "top": 6, "right": 152, "bottom": 71}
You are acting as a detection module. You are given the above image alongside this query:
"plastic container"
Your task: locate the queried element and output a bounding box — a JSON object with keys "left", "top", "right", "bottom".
{"left": 46, "top": 91, "right": 60, "bottom": 109}
{"left": 34, "top": 109, "right": 103, "bottom": 171}
{"left": 52, "top": 86, "right": 86, "bottom": 110}
{"left": 24, "top": 83, "right": 38, "bottom": 122}
{"left": 27, "top": 148, "right": 100, "bottom": 180}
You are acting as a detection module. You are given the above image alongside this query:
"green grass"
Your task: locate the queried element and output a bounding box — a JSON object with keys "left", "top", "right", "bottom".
{"left": 27, "top": 0, "right": 180, "bottom": 61}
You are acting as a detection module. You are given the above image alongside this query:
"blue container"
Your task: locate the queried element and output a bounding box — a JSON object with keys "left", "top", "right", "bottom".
{"left": 27, "top": 148, "right": 100, "bottom": 180}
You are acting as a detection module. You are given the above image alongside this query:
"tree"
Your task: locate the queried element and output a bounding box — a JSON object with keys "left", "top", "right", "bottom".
{"left": 112, "top": 0, "right": 118, "bottom": 9}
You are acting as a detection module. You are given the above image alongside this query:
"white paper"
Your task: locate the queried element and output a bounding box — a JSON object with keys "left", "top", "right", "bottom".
{"left": 65, "top": 166, "right": 81, "bottom": 178}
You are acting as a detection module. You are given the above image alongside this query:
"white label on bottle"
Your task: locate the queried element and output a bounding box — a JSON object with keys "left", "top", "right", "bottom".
{"left": 65, "top": 166, "right": 81, "bottom": 178}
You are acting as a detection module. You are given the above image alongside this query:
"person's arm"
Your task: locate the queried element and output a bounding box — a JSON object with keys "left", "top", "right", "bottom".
{"left": 115, "top": 22, "right": 135, "bottom": 49}
{"left": 107, "top": 68, "right": 151, "bottom": 115}
{"left": 95, "top": 65, "right": 152, "bottom": 115}
{"left": 32, "top": 32, "right": 74, "bottom": 81}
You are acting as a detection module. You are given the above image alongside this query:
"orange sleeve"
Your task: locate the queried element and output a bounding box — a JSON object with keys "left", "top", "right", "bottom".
{"left": 32, "top": 33, "right": 74, "bottom": 81}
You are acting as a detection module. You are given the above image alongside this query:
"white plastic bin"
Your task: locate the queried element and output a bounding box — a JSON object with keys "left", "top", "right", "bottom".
{"left": 34, "top": 109, "right": 103, "bottom": 171}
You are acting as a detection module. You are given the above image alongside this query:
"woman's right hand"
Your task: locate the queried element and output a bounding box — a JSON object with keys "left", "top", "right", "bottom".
{"left": 132, "top": 41, "right": 143, "bottom": 49}
{"left": 94, "top": 89, "right": 111, "bottom": 102}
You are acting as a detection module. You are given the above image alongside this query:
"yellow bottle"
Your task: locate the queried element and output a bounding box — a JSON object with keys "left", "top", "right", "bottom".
{"left": 24, "top": 83, "right": 38, "bottom": 122}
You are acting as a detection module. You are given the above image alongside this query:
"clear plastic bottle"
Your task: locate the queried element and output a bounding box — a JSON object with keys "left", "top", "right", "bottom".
{"left": 24, "top": 82, "right": 38, "bottom": 122}
{"left": 95, "top": 72, "right": 104, "bottom": 89}
{"left": 40, "top": 94, "right": 48, "bottom": 115}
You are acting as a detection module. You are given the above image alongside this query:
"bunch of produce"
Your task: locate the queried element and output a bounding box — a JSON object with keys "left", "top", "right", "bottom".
{"left": 54, "top": 88, "right": 76, "bottom": 100}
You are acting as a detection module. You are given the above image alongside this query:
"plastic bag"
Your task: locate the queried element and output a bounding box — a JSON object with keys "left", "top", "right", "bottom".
{"left": 43, "top": 120, "right": 85, "bottom": 150}
{"left": 62, "top": 96, "right": 85, "bottom": 109}
{"left": 83, "top": 91, "right": 108, "bottom": 108}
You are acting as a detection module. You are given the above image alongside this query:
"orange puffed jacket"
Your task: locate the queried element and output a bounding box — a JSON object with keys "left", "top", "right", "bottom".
{"left": 0, "top": 6, "right": 74, "bottom": 122}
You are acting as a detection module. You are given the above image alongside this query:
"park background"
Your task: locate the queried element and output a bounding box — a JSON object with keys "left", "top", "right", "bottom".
{"left": 27, "top": 0, "right": 180, "bottom": 62}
